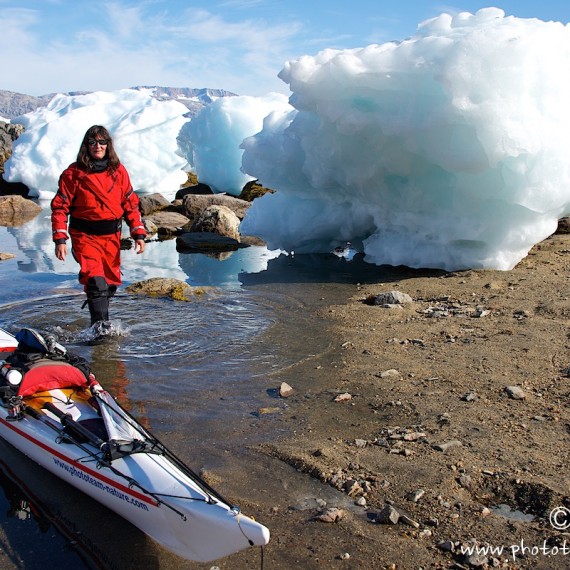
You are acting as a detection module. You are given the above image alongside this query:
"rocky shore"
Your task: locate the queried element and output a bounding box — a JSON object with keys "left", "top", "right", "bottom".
{"left": 209, "top": 231, "right": 570, "bottom": 570}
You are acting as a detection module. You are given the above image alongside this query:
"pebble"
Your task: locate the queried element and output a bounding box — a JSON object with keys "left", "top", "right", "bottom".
{"left": 334, "top": 393, "right": 352, "bottom": 402}
{"left": 257, "top": 407, "right": 281, "bottom": 415}
{"left": 433, "top": 440, "right": 462, "bottom": 452}
{"left": 437, "top": 539, "right": 455, "bottom": 552}
{"left": 399, "top": 514, "right": 420, "bottom": 528}
{"left": 505, "top": 385, "right": 526, "bottom": 400}
{"left": 279, "top": 382, "right": 295, "bottom": 398}
{"left": 316, "top": 507, "right": 345, "bottom": 523}
{"left": 377, "top": 368, "right": 402, "bottom": 380}
{"left": 375, "top": 504, "right": 400, "bottom": 525}
{"left": 458, "top": 474, "right": 473, "bottom": 489}
{"left": 406, "top": 489, "right": 425, "bottom": 503}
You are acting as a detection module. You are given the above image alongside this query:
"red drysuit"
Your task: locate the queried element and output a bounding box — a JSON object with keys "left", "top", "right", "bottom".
{"left": 51, "top": 162, "right": 146, "bottom": 288}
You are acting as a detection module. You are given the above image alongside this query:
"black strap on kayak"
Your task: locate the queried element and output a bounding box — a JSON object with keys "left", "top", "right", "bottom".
{"left": 43, "top": 402, "right": 108, "bottom": 452}
{"left": 93, "top": 391, "right": 236, "bottom": 509}
{"left": 23, "top": 405, "right": 190, "bottom": 521}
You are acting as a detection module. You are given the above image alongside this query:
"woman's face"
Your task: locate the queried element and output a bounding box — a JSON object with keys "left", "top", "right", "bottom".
{"left": 87, "top": 137, "right": 109, "bottom": 160}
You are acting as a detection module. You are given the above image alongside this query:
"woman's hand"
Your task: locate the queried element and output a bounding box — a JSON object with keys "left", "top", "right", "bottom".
{"left": 134, "top": 239, "right": 145, "bottom": 254}
{"left": 55, "top": 243, "right": 67, "bottom": 261}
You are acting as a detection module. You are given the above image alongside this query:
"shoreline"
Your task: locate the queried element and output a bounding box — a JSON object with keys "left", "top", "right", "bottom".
{"left": 211, "top": 232, "right": 570, "bottom": 569}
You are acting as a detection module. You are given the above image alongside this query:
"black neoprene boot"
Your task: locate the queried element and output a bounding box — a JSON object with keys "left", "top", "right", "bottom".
{"left": 85, "top": 277, "right": 111, "bottom": 343}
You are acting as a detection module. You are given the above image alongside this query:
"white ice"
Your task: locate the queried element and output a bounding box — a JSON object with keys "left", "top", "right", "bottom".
{"left": 240, "top": 7, "right": 570, "bottom": 270}
{"left": 4, "top": 89, "right": 189, "bottom": 200}
{"left": 5, "top": 7, "right": 570, "bottom": 271}
{"left": 177, "top": 93, "right": 291, "bottom": 195}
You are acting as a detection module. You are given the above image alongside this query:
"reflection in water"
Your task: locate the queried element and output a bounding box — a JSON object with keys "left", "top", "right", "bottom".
{"left": 0, "top": 465, "right": 49, "bottom": 531}
{"left": 90, "top": 339, "right": 150, "bottom": 429}
{"left": 0, "top": 452, "right": 104, "bottom": 569}
{"left": 3, "top": 202, "right": 282, "bottom": 289}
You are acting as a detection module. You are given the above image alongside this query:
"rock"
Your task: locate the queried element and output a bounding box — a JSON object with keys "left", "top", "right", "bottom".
{"left": 333, "top": 393, "right": 352, "bottom": 402}
{"left": 256, "top": 407, "right": 281, "bottom": 415}
{"left": 175, "top": 182, "right": 213, "bottom": 199}
{"left": 344, "top": 479, "right": 363, "bottom": 497}
{"left": 556, "top": 217, "right": 570, "bottom": 234}
{"left": 190, "top": 205, "right": 241, "bottom": 241}
{"left": 124, "top": 277, "right": 211, "bottom": 301}
{"left": 433, "top": 440, "right": 462, "bottom": 452}
{"left": 437, "top": 539, "right": 455, "bottom": 552}
{"left": 138, "top": 193, "right": 172, "bottom": 216}
{"left": 473, "top": 308, "right": 491, "bottom": 317}
{"left": 405, "top": 489, "right": 425, "bottom": 503}
{"left": 182, "top": 193, "right": 251, "bottom": 221}
{"left": 458, "top": 474, "right": 473, "bottom": 489}
{"left": 399, "top": 514, "right": 420, "bottom": 528}
{"left": 0, "top": 121, "right": 25, "bottom": 174}
{"left": 176, "top": 232, "right": 243, "bottom": 253}
{"left": 0, "top": 195, "right": 41, "bottom": 226}
{"left": 279, "top": 382, "right": 294, "bottom": 398}
{"left": 239, "top": 179, "right": 274, "bottom": 201}
{"left": 403, "top": 432, "right": 426, "bottom": 441}
{"left": 143, "top": 210, "right": 191, "bottom": 235}
{"left": 142, "top": 218, "right": 158, "bottom": 236}
{"left": 315, "top": 507, "right": 345, "bottom": 523}
{"left": 375, "top": 504, "right": 400, "bottom": 525}
{"left": 505, "top": 385, "right": 526, "bottom": 400}
{"left": 377, "top": 369, "right": 402, "bottom": 380}
{"left": 366, "top": 290, "right": 414, "bottom": 306}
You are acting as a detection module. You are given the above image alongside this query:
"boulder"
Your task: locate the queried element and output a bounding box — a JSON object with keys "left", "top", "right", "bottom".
{"left": 124, "top": 277, "right": 212, "bottom": 301}
{"left": 176, "top": 232, "right": 245, "bottom": 253}
{"left": 142, "top": 211, "right": 191, "bottom": 236}
{"left": 138, "top": 193, "right": 172, "bottom": 216}
{"left": 0, "top": 195, "right": 41, "bottom": 226}
{"left": 0, "top": 122, "right": 25, "bottom": 174}
{"left": 175, "top": 182, "right": 213, "bottom": 199}
{"left": 182, "top": 193, "right": 250, "bottom": 221}
{"left": 189, "top": 205, "right": 241, "bottom": 241}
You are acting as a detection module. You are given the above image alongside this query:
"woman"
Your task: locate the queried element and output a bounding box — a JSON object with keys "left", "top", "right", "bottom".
{"left": 51, "top": 125, "right": 146, "bottom": 335}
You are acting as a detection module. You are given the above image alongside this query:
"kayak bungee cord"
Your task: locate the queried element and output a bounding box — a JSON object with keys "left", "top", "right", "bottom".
{"left": 92, "top": 390, "right": 239, "bottom": 509}
{"left": 91, "top": 391, "right": 268, "bottom": 552}
{"left": 23, "top": 404, "right": 191, "bottom": 521}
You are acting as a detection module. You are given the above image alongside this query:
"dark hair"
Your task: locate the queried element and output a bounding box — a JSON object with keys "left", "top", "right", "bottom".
{"left": 76, "top": 125, "right": 121, "bottom": 173}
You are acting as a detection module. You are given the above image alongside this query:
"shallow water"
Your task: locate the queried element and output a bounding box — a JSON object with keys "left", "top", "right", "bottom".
{"left": 0, "top": 207, "right": 411, "bottom": 568}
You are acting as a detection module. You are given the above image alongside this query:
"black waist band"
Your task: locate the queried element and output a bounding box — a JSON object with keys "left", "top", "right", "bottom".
{"left": 69, "top": 217, "right": 122, "bottom": 235}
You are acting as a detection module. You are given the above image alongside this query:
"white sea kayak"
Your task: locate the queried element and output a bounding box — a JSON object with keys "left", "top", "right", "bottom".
{"left": 0, "top": 327, "right": 270, "bottom": 563}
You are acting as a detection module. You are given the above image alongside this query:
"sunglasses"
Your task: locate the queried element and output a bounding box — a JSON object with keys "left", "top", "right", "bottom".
{"left": 87, "top": 139, "right": 109, "bottom": 147}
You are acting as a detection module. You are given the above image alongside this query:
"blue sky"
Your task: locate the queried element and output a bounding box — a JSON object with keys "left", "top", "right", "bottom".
{"left": 3, "top": 0, "right": 569, "bottom": 97}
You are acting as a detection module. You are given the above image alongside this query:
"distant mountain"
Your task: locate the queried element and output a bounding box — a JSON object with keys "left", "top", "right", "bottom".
{"left": 0, "top": 86, "right": 237, "bottom": 120}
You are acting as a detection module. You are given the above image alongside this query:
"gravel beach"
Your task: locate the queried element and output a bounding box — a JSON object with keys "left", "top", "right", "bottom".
{"left": 201, "top": 231, "right": 570, "bottom": 570}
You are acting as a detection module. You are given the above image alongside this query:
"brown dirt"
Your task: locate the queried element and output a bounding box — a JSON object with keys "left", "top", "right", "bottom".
{"left": 201, "top": 233, "right": 570, "bottom": 570}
